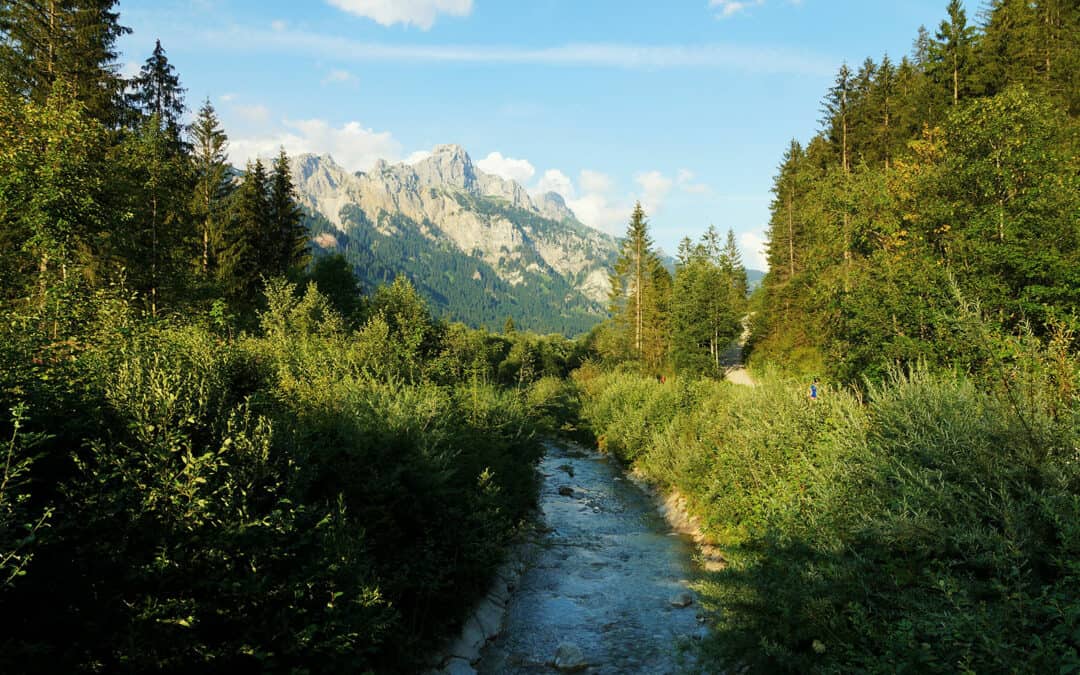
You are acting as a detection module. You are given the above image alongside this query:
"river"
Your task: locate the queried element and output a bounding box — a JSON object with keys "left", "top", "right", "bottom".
{"left": 476, "top": 440, "right": 708, "bottom": 674}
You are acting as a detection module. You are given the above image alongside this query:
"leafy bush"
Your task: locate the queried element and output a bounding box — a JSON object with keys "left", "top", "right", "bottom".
{"left": 575, "top": 362, "right": 1080, "bottom": 673}
{"left": 0, "top": 280, "right": 543, "bottom": 673}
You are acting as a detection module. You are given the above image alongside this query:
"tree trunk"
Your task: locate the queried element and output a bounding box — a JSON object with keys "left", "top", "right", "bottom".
{"left": 787, "top": 188, "right": 795, "bottom": 277}
{"left": 635, "top": 237, "right": 643, "bottom": 355}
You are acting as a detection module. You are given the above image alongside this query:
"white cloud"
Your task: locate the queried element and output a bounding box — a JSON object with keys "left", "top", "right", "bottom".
{"left": 529, "top": 168, "right": 632, "bottom": 236}
{"left": 580, "top": 169, "right": 613, "bottom": 194}
{"left": 405, "top": 150, "right": 432, "bottom": 164}
{"left": 322, "top": 68, "right": 357, "bottom": 85}
{"left": 535, "top": 169, "right": 575, "bottom": 200}
{"left": 201, "top": 26, "right": 835, "bottom": 76}
{"left": 220, "top": 92, "right": 237, "bottom": 102}
{"left": 634, "top": 171, "right": 674, "bottom": 216}
{"left": 710, "top": 0, "right": 765, "bottom": 18}
{"left": 739, "top": 228, "right": 769, "bottom": 270}
{"left": 119, "top": 61, "right": 142, "bottom": 79}
{"left": 271, "top": 19, "right": 287, "bottom": 31}
{"left": 229, "top": 118, "right": 402, "bottom": 172}
{"left": 676, "top": 168, "right": 711, "bottom": 194}
{"left": 567, "top": 192, "right": 627, "bottom": 236}
{"left": 476, "top": 151, "right": 536, "bottom": 185}
{"left": 233, "top": 103, "right": 271, "bottom": 125}
{"left": 327, "top": 0, "right": 473, "bottom": 30}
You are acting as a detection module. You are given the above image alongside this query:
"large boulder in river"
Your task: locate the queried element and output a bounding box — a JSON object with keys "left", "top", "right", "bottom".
{"left": 553, "top": 642, "right": 588, "bottom": 671}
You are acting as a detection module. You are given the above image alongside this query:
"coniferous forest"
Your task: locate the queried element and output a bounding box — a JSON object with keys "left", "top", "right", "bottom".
{"left": 1, "top": 0, "right": 1078, "bottom": 673}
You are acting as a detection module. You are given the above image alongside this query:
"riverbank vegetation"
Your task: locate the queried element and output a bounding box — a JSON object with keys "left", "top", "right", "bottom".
{"left": 573, "top": 331, "right": 1079, "bottom": 672}
{"left": 569, "top": 1, "right": 1080, "bottom": 672}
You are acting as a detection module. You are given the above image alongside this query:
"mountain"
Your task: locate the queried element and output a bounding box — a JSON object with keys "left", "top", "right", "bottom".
{"left": 290, "top": 145, "right": 619, "bottom": 335}
{"left": 746, "top": 268, "right": 766, "bottom": 292}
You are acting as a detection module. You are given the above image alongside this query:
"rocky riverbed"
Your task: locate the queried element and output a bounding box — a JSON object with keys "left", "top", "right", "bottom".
{"left": 474, "top": 441, "right": 708, "bottom": 674}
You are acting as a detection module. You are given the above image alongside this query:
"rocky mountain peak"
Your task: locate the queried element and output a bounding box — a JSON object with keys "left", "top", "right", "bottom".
{"left": 414, "top": 143, "right": 477, "bottom": 191}
{"left": 536, "top": 191, "right": 575, "bottom": 222}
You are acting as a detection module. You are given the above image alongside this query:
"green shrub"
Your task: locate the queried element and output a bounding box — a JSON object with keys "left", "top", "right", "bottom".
{"left": 0, "top": 281, "right": 543, "bottom": 673}
{"left": 575, "top": 362, "right": 1080, "bottom": 673}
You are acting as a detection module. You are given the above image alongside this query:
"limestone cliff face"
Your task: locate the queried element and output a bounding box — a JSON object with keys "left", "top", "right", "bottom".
{"left": 290, "top": 145, "right": 616, "bottom": 304}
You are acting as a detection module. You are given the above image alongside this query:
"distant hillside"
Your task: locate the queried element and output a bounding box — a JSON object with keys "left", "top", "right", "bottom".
{"left": 292, "top": 146, "right": 619, "bottom": 335}
{"left": 746, "top": 268, "right": 766, "bottom": 292}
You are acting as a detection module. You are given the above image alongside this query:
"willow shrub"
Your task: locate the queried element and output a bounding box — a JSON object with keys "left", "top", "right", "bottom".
{"left": 0, "top": 282, "right": 542, "bottom": 673}
{"left": 575, "top": 366, "right": 1080, "bottom": 673}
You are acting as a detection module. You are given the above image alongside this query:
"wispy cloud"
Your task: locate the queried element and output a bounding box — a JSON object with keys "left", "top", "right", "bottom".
{"left": 676, "top": 168, "right": 711, "bottom": 194}
{"left": 739, "top": 228, "right": 769, "bottom": 270}
{"left": 710, "top": 0, "right": 765, "bottom": 19}
{"left": 198, "top": 25, "right": 834, "bottom": 76}
{"left": 321, "top": 68, "right": 358, "bottom": 85}
{"left": 327, "top": 0, "right": 473, "bottom": 30}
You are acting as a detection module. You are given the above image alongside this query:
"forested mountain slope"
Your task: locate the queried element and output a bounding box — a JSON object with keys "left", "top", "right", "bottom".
{"left": 290, "top": 147, "right": 619, "bottom": 335}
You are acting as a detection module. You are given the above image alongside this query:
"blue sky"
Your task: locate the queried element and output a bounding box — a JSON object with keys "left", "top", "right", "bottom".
{"left": 116, "top": 0, "right": 954, "bottom": 270}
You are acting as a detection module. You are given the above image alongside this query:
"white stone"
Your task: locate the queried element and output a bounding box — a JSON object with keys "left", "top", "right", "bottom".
{"left": 473, "top": 597, "right": 504, "bottom": 637}
{"left": 553, "top": 642, "right": 588, "bottom": 671}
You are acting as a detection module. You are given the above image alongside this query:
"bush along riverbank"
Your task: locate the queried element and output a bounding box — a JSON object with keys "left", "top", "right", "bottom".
{"left": 0, "top": 278, "right": 579, "bottom": 674}
{"left": 570, "top": 357, "right": 1080, "bottom": 673}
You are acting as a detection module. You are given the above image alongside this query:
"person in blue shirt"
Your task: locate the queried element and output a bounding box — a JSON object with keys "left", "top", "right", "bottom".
{"left": 809, "top": 378, "right": 819, "bottom": 401}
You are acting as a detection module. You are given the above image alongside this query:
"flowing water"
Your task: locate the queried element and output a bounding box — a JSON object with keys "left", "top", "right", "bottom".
{"left": 476, "top": 441, "right": 707, "bottom": 674}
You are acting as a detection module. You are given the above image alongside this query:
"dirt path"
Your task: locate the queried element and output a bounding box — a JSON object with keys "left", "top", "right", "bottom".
{"left": 721, "top": 318, "right": 755, "bottom": 387}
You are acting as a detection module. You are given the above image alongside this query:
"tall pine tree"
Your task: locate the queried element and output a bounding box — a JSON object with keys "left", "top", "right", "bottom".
{"left": 219, "top": 159, "right": 269, "bottom": 305}
{"left": 0, "top": 0, "right": 130, "bottom": 123}
{"left": 608, "top": 202, "right": 668, "bottom": 367}
{"left": 189, "top": 99, "right": 232, "bottom": 277}
{"left": 126, "top": 39, "right": 185, "bottom": 145}
{"left": 268, "top": 147, "right": 308, "bottom": 275}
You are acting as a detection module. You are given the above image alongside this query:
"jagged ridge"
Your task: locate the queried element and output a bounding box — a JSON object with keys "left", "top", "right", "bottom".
{"left": 291, "top": 145, "right": 620, "bottom": 333}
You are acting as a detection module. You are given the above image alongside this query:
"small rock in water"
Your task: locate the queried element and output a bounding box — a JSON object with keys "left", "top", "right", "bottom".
{"left": 557, "top": 463, "right": 575, "bottom": 477}
{"left": 441, "top": 656, "right": 477, "bottom": 675}
{"left": 558, "top": 486, "right": 574, "bottom": 497}
{"left": 670, "top": 591, "right": 694, "bottom": 608}
{"left": 553, "top": 643, "right": 588, "bottom": 671}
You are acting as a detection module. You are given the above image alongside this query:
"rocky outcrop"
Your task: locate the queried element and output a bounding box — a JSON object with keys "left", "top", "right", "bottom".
{"left": 289, "top": 145, "right": 617, "bottom": 304}
{"left": 536, "top": 191, "right": 575, "bottom": 222}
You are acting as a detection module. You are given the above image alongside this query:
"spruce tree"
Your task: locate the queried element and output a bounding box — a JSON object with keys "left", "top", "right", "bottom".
{"left": 929, "top": 0, "right": 978, "bottom": 105}
{"left": 112, "top": 114, "right": 192, "bottom": 315}
{"left": 609, "top": 202, "right": 666, "bottom": 361}
{"left": 268, "top": 147, "right": 308, "bottom": 275}
{"left": 189, "top": 99, "right": 232, "bottom": 276}
{"left": 219, "top": 159, "right": 269, "bottom": 305}
{"left": 0, "top": 0, "right": 130, "bottom": 123}
{"left": 126, "top": 39, "right": 186, "bottom": 144}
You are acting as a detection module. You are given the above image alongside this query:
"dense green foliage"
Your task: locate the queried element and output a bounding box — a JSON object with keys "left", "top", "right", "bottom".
{"left": 753, "top": 0, "right": 1080, "bottom": 382}
{"left": 573, "top": 336, "right": 1080, "bottom": 672}
{"left": 0, "top": 278, "right": 573, "bottom": 672}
